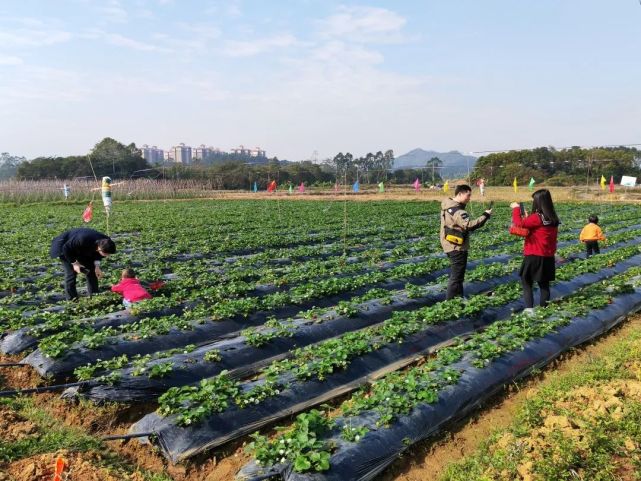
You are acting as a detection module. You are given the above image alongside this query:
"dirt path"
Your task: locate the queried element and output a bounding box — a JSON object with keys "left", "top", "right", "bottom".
{"left": 379, "top": 314, "right": 641, "bottom": 481}
{"left": 131, "top": 185, "right": 641, "bottom": 204}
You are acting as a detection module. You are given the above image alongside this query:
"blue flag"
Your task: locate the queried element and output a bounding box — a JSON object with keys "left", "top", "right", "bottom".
{"left": 253, "top": 181, "right": 258, "bottom": 193}
{"left": 353, "top": 181, "right": 360, "bottom": 193}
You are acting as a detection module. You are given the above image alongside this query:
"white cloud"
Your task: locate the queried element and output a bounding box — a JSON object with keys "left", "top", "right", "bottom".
{"left": 0, "top": 55, "right": 23, "bottom": 65}
{"left": 178, "top": 22, "right": 221, "bottom": 40}
{"left": 181, "top": 78, "right": 230, "bottom": 101}
{"left": 100, "top": 0, "right": 129, "bottom": 23}
{"left": 222, "top": 33, "right": 297, "bottom": 57}
{"left": 0, "top": 28, "right": 72, "bottom": 47}
{"left": 95, "top": 75, "right": 175, "bottom": 95}
{"left": 106, "top": 33, "right": 170, "bottom": 52}
{"left": 318, "top": 6, "right": 407, "bottom": 43}
{"left": 0, "top": 66, "right": 93, "bottom": 104}
{"left": 311, "top": 40, "right": 383, "bottom": 65}
{"left": 204, "top": 0, "right": 242, "bottom": 18}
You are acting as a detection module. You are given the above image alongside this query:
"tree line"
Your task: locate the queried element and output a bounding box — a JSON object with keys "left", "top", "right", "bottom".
{"left": 10, "top": 139, "right": 406, "bottom": 189}
{"left": 16, "top": 138, "right": 149, "bottom": 180}
{"left": 0, "top": 153, "right": 26, "bottom": 180}
{"left": 472, "top": 146, "right": 641, "bottom": 186}
{"left": 327, "top": 150, "right": 395, "bottom": 183}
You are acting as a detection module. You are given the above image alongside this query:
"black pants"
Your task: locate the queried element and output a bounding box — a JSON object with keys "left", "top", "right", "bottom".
{"left": 60, "top": 258, "right": 98, "bottom": 300}
{"left": 522, "top": 278, "right": 550, "bottom": 308}
{"left": 446, "top": 250, "right": 468, "bottom": 300}
{"left": 585, "top": 241, "right": 600, "bottom": 257}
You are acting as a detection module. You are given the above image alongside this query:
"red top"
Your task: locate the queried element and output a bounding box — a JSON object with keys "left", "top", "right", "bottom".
{"left": 111, "top": 278, "right": 152, "bottom": 302}
{"left": 512, "top": 207, "right": 558, "bottom": 257}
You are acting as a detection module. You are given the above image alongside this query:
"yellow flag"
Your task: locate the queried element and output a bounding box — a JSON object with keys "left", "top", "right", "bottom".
{"left": 600, "top": 175, "right": 606, "bottom": 191}
{"left": 443, "top": 180, "right": 449, "bottom": 193}
{"left": 512, "top": 177, "right": 518, "bottom": 193}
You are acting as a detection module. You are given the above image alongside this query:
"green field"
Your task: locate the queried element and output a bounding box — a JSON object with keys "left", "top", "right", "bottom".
{"left": 2, "top": 199, "right": 641, "bottom": 481}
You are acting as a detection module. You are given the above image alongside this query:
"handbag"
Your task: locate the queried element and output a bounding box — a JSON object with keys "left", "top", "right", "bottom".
{"left": 509, "top": 225, "right": 529, "bottom": 237}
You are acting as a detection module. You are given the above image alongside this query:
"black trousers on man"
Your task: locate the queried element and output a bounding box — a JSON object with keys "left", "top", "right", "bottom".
{"left": 585, "top": 240, "right": 600, "bottom": 258}
{"left": 60, "top": 258, "right": 98, "bottom": 300}
{"left": 446, "top": 250, "right": 468, "bottom": 300}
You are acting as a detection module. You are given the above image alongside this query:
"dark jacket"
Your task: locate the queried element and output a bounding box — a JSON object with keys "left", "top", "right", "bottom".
{"left": 50, "top": 228, "right": 110, "bottom": 266}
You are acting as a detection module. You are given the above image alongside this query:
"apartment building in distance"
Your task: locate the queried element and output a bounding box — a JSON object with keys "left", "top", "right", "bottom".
{"left": 193, "top": 144, "right": 222, "bottom": 161}
{"left": 140, "top": 145, "right": 164, "bottom": 164}
{"left": 143, "top": 142, "right": 268, "bottom": 164}
{"left": 231, "top": 145, "right": 267, "bottom": 158}
{"left": 172, "top": 143, "right": 192, "bottom": 164}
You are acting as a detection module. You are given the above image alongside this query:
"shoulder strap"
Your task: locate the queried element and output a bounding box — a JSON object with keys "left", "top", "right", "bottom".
{"left": 443, "top": 205, "right": 463, "bottom": 217}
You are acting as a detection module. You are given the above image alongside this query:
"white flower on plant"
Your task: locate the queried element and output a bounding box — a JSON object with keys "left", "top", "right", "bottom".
{"left": 355, "top": 435, "right": 360, "bottom": 441}
{"left": 280, "top": 457, "right": 286, "bottom": 463}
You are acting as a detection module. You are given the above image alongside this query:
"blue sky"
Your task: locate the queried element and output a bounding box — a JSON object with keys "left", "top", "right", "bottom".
{"left": 1, "top": 0, "right": 640, "bottom": 161}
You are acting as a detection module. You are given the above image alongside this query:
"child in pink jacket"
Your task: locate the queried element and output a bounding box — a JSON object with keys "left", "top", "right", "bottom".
{"left": 111, "top": 268, "right": 152, "bottom": 309}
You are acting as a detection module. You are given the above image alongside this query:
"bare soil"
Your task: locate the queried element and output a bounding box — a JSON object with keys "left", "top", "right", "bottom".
{"left": 2, "top": 450, "right": 147, "bottom": 481}
{"left": 128, "top": 185, "right": 641, "bottom": 204}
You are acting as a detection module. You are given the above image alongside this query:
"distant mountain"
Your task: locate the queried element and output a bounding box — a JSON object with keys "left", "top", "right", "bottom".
{"left": 394, "top": 149, "right": 477, "bottom": 178}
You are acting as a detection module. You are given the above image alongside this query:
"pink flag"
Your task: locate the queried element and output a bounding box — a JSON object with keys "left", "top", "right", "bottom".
{"left": 609, "top": 176, "right": 615, "bottom": 193}
{"left": 334, "top": 182, "right": 339, "bottom": 193}
{"left": 82, "top": 202, "right": 93, "bottom": 223}
{"left": 299, "top": 182, "right": 305, "bottom": 193}
{"left": 413, "top": 178, "right": 420, "bottom": 191}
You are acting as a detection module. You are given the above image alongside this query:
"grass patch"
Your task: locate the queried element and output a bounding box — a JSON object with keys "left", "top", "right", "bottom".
{"left": 0, "top": 396, "right": 173, "bottom": 481}
{"left": 441, "top": 326, "right": 641, "bottom": 481}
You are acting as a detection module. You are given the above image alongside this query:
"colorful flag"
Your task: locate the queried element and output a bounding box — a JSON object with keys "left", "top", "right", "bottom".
{"left": 443, "top": 180, "right": 449, "bottom": 193}
{"left": 600, "top": 175, "right": 606, "bottom": 191}
{"left": 413, "top": 178, "right": 420, "bottom": 192}
{"left": 267, "top": 180, "right": 277, "bottom": 193}
{"left": 378, "top": 181, "right": 384, "bottom": 193}
{"left": 334, "top": 182, "right": 339, "bottom": 193}
{"left": 609, "top": 175, "right": 615, "bottom": 193}
{"left": 82, "top": 202, "right": 93, "bottom": 223}
{"left": 512, "top": 177, "right": 518, "bottom": 193}
{"left": 101, "top": 176, "right": 112, "bottom": 215}
{"left": 53, "top": 457, "right": 66, "bottom": 481}
{"left": 62, "top": 183, "right": 70, "bottom": 199}
{"left": 253, "top": 181, "right": 257, "bottom": 193}
{"left": 353, "top": 181, "right": 360, "bottom": 193}
{"left": 288, "top": 184, "right": 293, "bottom": 194}
{"left": 298, "top": 182, "right": 305, "bottom": 193}
{"left": 528, "top": 177, "right": 535, "bottom": 191}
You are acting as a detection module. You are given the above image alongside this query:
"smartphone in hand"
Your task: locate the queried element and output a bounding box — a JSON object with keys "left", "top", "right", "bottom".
{"left": 519, "top": 202, "right": 526, "bottom": 216}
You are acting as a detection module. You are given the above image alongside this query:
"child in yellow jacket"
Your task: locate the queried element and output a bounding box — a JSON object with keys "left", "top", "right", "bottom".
{"left": 580, "top": 215, "right": 605, "bottom": 257}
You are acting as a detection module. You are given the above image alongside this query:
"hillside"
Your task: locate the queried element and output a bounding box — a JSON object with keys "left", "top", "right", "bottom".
{"left": 394, "top": 149, "right": 477, "bottom": 178}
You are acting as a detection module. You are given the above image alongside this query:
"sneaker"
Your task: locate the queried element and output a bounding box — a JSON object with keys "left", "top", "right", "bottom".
{"left": 522, "top": 308, "right": 535, "bottom": 316}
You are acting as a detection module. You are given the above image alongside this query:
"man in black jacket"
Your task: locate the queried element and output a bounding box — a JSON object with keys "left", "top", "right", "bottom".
{"left": 50, "top": 228, "right": 116, "bottom": 300}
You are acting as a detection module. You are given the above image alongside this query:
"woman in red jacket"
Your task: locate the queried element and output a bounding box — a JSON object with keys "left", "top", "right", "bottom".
{"left": 511, "top": 189, "right": 560, "bottom": 312}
